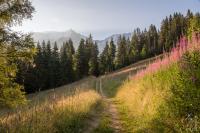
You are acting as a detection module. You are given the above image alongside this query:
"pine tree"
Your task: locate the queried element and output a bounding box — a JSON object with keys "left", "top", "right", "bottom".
{"left": 99, "top": 42, "right": 109, "bottom": 74}
{"left": 159, "top": 17, "right": 170, "bottom": 51}
{"left": 68, "top": 38, "right": 75, "bottom": 55}
{"left": 188, "top": 13, "right": 200, "bottom": 38}
{"left": 34, "top": 43, "right": 45, "bottom": 91}
{"left": 108, "top": 38, "right": 116, "bottom": 71}
{"left": 60, "top": 43, "right": 69, "bottom": 84}
{"left": 129, "top": 31, "right": 138, "bottom": 63}
{"left": 67, "top": 40, "right": 75, "bottom": 82}
{"left": 46, "top": 40, "right": 53, "bottom": 89}
{"left": 52, "top": 42, "right": 61, "bottom": 87}
{"left": 0, "top": 0, "right": 35, "bottom": 107}
{"left": 116, "top": 35, "right": 129, "bottom": 68}
{"left": 89, "top": 42, "right": 99, "bottom": 76}
{"left": 148, "top": 24, "right": 159, "bottom": 55}
{"left": 85, "top": 34, "right": 94, "bottom": 75}
{"left": 74, "top": 39, "right": 86, "bottom": 79}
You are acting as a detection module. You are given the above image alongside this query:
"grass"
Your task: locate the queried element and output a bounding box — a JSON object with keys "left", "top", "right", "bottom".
{"left": 93, "top": 114, "right": 114, "bottom": 133}
{"left": 100, "top": 54, "right": 161, "bottom": 98}
{"left": 116, "top": 67, "right": 176, "bottom": 132}
{"left": 92, "top": 100, "right": 114, "bottom": 133}
{"left": 115, "top": 34, "right": 200, "bottom": 132}
{"left": 0, "top": 53, "right": 174, "bottom": 133}
{"left": 0, "top": 77, "right": 101, "bottom": 133}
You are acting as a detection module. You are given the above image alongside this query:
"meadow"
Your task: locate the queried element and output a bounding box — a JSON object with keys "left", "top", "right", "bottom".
{"left": 0, "top": 77, "right": 101, "bottom": 133}
{"left": 115, "top": 34, "right": 200, "bottom": 132}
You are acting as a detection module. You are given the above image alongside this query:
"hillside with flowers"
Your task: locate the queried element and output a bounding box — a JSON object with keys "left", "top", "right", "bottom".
{"left": 114, "top": 33, "right": 200, "bottom": 132}
{"left": 1, "top": 0, "right": 200, "bottom": 132}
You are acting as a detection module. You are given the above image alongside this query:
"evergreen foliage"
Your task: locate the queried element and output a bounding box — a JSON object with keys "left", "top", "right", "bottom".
{"left": 0, "top": 0, "right": 35, "bottom": 108}
{"left": 14, "top": 10, "right": 200, "bottom": 96}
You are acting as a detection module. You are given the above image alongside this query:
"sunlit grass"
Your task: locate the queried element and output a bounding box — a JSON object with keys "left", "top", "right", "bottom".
{"left": 92, "top": 100, "right": 114, "bottom": 133}
{"left": 0, "top": 77, "right": 101, "bottom": 133}
{"left": 115, "top": 34, "right": 200, "bottom": 132}
{"left": 116, "top": 67, "right": 175, "bottom": 132}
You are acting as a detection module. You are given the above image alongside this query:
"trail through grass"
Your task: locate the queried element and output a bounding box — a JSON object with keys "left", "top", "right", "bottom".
{"left": 0, "top": 55, "right": 161, "bottom": 133}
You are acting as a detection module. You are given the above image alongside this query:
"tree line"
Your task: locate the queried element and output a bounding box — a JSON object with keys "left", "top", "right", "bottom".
{"left": 0, "top": 0, "right": 35, "bottom": 107}
{"left": 16, "top": 10, "right": 200, "bottom": 93}
{"left": 0, "top": 0, "right": 199, "bottom": 108}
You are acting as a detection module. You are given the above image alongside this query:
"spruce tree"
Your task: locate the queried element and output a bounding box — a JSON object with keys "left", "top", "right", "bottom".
{"left": 99, "top": 42, "right": 109, "bottom": 74}
{"left": 52, "top": 42, "right": 61, "bottom": 87}
{"left": 116, "top": 35, "right": 128, "bottom": 68}
{"left": 85, "top": 34, "right": 94, "bottom": 74}
{"left": 74, "top": 39, "right": 86, "bottom": 79}
{"left": 60, "top": 43, "right": 69, "bottom": 84}
{"left": 108, "top": 38, "right": 116, "bottom": 71}
{"left": 89, "top": 42, "right": 99, "bottom": 76}
{"left": 46, "top": 40, "right": 53, "bottom": 88}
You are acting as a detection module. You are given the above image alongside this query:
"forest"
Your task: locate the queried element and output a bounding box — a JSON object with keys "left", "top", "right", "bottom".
{"left": 15, "top": 10, "right": 200, "bottom": 94}
{"left": 1, "top": 0, "right": 200, "bottom": 132}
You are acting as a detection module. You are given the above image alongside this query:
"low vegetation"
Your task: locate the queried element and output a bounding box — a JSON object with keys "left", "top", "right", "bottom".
{"left": 0, "top": 78, "right": 101, "bottom": 133}
{"left": 92, "top": 101, "right": 114, "bottom": 133}
{"left": 116, "top": 34, "right": 200, "bottom": 132}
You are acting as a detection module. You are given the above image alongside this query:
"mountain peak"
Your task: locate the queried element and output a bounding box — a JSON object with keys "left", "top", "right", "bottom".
{"left": 32, "top": 29, "right": 86, "bottom": 49}
{"left": 67, "top": 29, "right": 76, "bottom": 34}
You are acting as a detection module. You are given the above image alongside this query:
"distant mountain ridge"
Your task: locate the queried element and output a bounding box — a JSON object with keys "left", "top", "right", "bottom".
{"left": 96, "top": 32, "right": 132, "bottom": 51}
{"left": 32, "top": 30, "right": 132, "bottom": 51}
{"left": 32, "top": 30, "right": 87, "bottom": 49}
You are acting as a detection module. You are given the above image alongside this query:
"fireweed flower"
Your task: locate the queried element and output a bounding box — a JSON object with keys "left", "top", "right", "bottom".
{"left": 134, "top": 33, "right": 200, "bottom": 80}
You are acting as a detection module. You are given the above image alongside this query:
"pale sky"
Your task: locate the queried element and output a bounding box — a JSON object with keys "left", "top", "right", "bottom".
{"left": 13, "top": 0, "right": 200, "bottom": 40}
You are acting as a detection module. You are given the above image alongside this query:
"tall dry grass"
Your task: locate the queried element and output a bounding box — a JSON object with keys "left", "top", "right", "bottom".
{"left": 0, "top": 77, "right": 101, "bottom": 133}
{"left": 116, "top": 33, "right": 200, "bottom": 132}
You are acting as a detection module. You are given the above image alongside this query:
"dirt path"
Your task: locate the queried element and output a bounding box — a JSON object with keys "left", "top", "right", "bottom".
{"left": 83, "top": 77, "right": 123, "bottom": 133}
{"left": 106, "top": 98, "right": 122, "bottom": 133}
{"left": 83, "top": 111, "right": 101, "bottom": 133}
{"left": 100, "top": 79, "right": 123, "bottom": 133}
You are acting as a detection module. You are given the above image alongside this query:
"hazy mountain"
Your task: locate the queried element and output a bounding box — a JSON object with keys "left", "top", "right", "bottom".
{"left": 32, "top": 30, "right": 132, "bottom": 52}
{"left": 97, "top": 32, "right": 132, "bottom": 51}
{"left": 32, "top": 29, "right": 87, "bottom": 49}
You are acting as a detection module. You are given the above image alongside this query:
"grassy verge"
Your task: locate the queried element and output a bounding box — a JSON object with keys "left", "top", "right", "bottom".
{"left": 116, "top": 51, "right": 200, "bottom": 132}
{"left": 116, "top": 65, "right": 178, "bottom": 132}
{"left": 92, "top": 101, "right": 114, "bottom": 133}
{"left": 0, "top": 89, "right": 101, "bottom": 133}
{"left": 101, "top": 74, "right": 127, "bottom": 98}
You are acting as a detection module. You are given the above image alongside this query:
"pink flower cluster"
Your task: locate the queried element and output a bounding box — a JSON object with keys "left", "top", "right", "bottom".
{"left": 133, "top": 33, "right": 200, "bottom": 79}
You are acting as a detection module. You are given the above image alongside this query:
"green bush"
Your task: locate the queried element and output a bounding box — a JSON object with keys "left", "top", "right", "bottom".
{"left": 169, "top": 50, "right": 200, "bottom": 131}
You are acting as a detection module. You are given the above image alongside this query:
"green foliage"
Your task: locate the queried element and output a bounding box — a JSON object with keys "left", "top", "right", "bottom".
{"left": 170, "top": 50, "right": 200, "bottom": 121}
{"left": 99, "top": 43, "right": 110, "bottom": 74}
{"left": 116, "top": 50, "right": 200, "bottom": 132}
{"left": 93, "top": 115, "right": 114, "bottom": 133}
{"left": 92, "top": 101, "right": 114, "bottom": 133}
{"left": 188, "top": 13, "right": 200, "bottom": 38}
{"left": 116, "top": 36, "right": 129, "bottom": 68}
{"left": 0, "top": 0, "right": 34, "bottom": 108}
{"left": 74, "top": 39, "right": 87, "bottom": 79}
{"left": 54, "top": 111, "right": 86, "bottom": 133}
{"left": 89, "top": 42, "right": 99, "bottom": 76}
{"left": 60, "top": 41, "right": 74, "bottom": 84}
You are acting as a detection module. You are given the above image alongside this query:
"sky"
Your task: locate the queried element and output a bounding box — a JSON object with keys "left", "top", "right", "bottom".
{"left": 13, "top": 0, "right": 200, "bottom": 40}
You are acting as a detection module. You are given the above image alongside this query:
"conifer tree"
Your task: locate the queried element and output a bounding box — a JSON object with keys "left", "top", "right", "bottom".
{"left": 116, "top": 35, "right": 128, "bottom": 68}
{"left": 74, "top": 39, "right": 87, "bottom": 79}
{"left": 52, "top": 42, "right": 61, "bottom": 87}
{"left": 89, "top": 42, "right": 99, "bottom": 76}
{"left": 108, "top": 38, "right": 116, "bottom": 71}
{"left": 60, "top": 43, "right": 69, "bottom": 84}
{"left": 85, "top": 34, "right": 94, "bottom": 74}
{"left": 99, "top": 42, "right": 109, "bottom": 74}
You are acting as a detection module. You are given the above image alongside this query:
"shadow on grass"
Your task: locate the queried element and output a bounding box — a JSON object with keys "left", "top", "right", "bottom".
{"left": 134, "top": 119, "right": 177, "bottom": 133}
{"left": 101, "top": 75, "right": 126, "bottom": 98}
